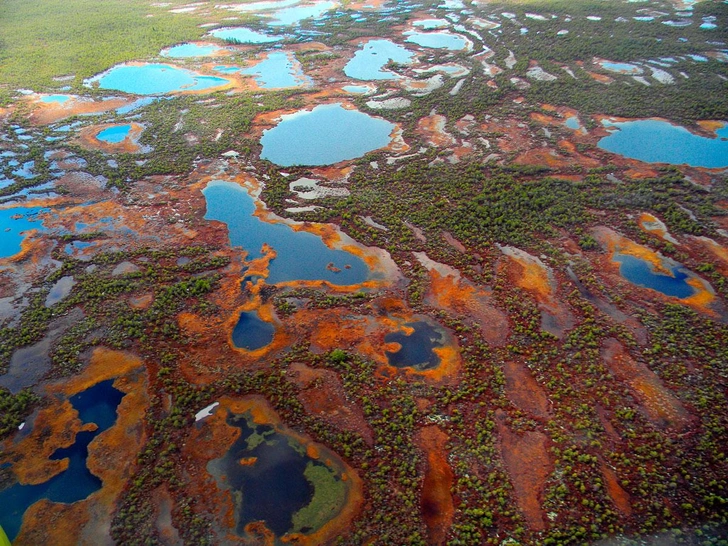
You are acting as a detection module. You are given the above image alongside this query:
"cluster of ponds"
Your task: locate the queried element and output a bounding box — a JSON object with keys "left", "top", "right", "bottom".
{"left": 0, "top": 380, "right": 126, "bottom": 542}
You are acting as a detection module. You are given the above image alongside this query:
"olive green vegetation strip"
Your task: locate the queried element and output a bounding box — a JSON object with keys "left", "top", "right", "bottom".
{"left": 0, "top": 0, "right": 208, "bottom": 90}
{"left": 0, "top": 524, "right": 10, "bottom": 546}
{"left": 291, "top": 462, "right": 348, "bottom": 534}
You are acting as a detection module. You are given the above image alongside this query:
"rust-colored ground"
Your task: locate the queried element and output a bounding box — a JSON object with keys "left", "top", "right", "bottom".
{"left": 26, "top": 96, "right": 132, "bottom": 125}
{"left": 601, "top": 338, "right": 692, "bottom": 431}
{"left": 417, "top": 114, "right": 456, "bottom": 148}
{"left": 599, "top": 459, "right": 632, "bottom": 516}
{"left": 416, "top": 426, "right": 454, "bottom": 545}
{"left": 503, "top": 361, "right": 551, "bottom": 419}
{"left": 496, "top": 410, "right": 552, "bottom": 531}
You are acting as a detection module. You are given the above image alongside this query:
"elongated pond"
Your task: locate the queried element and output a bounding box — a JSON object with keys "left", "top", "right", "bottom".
{"left": 86, "top": 64, "right": 230, "bottom": 95}
{"left": 0, "top": 380, "right": 125, "bottom": 542}
{"left": 598, "top": 119, "right": 728, "bottom": 168}
{"left": 614, "top": 253, "right": 696, "bottom": 299}
{"left": 203, "top": 180, "right": 368, "bottom": 284}
{"left": 260, "top": 103, "right": 394, "bottom": 166}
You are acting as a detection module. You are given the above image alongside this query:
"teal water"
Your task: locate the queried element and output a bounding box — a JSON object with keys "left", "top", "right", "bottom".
{"left": 413, "top": 18, "right": 449, "bottom": 29}
{"left": 96, "top": 124, "right": 132, "bottom": 143}
{"left": 344, "top": 39, "right": 414, "bottom": 80}
{"left": 161, "top": 43, "right": 225, "bottom": 57}
{"left": 0, "top": 207, "right": 46, "bottom": 259}
{"left": 565, "top": 116, "right": 582, "bottom": 130}
{"left": 210, "top": 27, "right": 284, "bottom": 43}
{"left": 385, "top": 321, "right": 445, "bottom": 370}
{"left": 600, "top": 61, "right": 641, "bottom": 73}
{"left": 404, "top": 31, "right": 470, "bottom": 50}
{"left": 203, "top": 180, "right": 369, "bottom": 284}
{"left": 269, "top": 1, "right": 336, "bottom": 25}
{"left": 232, "top": 311, "right": 275, "bottom": 350}
{"left": 260, "top": 103, "right": 394, "bottom": 166}
{"left": 614, "top": 253, "right": 696, "bottom": 299}
{"left": 598, "top": 119, "right": 728, "bottom": 168}
{"left": 87, "top": 64, "right": 230, "bottom": 95}
{"left": 239, "top": 52, "right": 311, "bottom": 89}
{"left": 0, "top": 380, "right": 125, "bottom": 542}
{"left": 40, "top": 95, "right": 72, "bottom": 104}
{"left": 208, "top": 412, "right": 339, "bottom": 537}
{"left": 342, "top": 84, "right": 373, "bottom": 94}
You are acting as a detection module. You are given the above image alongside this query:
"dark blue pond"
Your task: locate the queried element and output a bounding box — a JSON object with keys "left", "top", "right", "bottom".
{"left": 208, "top": 412, "right": 315, "bottom": 536}
{"left": 385, "top": 321, "right": 445, "bottom": 370}
{"left": 614, "top": 253, "right": 696, "bottom": 299}
{"left": 0, "top": 380, "right": 125, "bottom": 542}
{"left": 232, "top": 311, "right": 275, "bottom": 350}
{"left": 203, "top": 180, "right": 369, "bottom": 285}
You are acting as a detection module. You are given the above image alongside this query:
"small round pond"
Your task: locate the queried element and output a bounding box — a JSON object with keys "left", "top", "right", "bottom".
{"left": 385, "top": 321, "right": 446, "bottom": 371}
{"left": 260, "top": 103, "right": 395, "bottom": 166}
{"left": 96, "top": 124, "right": 132, "bottom": 144}
{"left": 232, "top": 311, "right": 275, "bottom": 350}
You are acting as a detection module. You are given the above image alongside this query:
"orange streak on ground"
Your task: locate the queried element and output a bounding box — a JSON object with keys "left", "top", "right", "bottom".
{"left": 417, "top": 114, "right": 456, "bottom": 147}
{"left": 586, "top": 71, "right": 614, "bottom": 84}
{"left": 600, "top": 460, "right": 632, "bottom": 516}
{"left": 496, "top": 410, "right": 552, "bottom": 531}
{"left": 697, "top": 120, "right": 726, "bottom": 135}
{"left": 624, "top": 167, "right": 660, "bottom": 179}
{"left": 27, "top": 96, "right": 132, "bottom": 125}
{"left": 503, "top": 361, "right": 551, "bottom": 419}
{"left": 602, "top": 338, "right": 692, "bottom": 431}
{"left": 416, "top": 426, "right": 454, "bottom": 545}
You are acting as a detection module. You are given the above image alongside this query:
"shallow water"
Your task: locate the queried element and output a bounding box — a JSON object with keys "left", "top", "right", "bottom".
{"left": 598, "top": 119, "right": 728, "bottom": 168}
{"left": 268, "top": 1, "right": 337, "bottom": 25}
{"left": 599, "top": 61, "right": 642, "bottom": 74}
{"left": 208, "top": 412, "right": 342, "bottom": 537}
{"left": 385, "top": 321, "right": 445, "bottom": 370}
{"left": 404, "top": 31, "right": 470, "bottom": 50}
{"left": 344, "top": 39, "right": 414, "bottom": 80}
{"left": 40, "top": 95, "right": 72, "bottom": 104}
{"left": 161, "top": 43, "right": 225, "bottom": 58}
{"left": 614, "top": 253, "right": 696, "bottom": 299}
{"left": 203, "top": 180, "right": 369, "bottom": 284}
{"left": 209, "top": 27, "right": 284, "bottom": 43}
{"left": 413, "top": 18, "right": 449, "bottom": 29}
{"left": 238, "top": 51, "right": 311, "bottom": 89}
{"left": 96, "top": 124, "right": 132, "bottom": 143}
{"left": 260, "top": 103, "right": 394, "bottom": 166}
{"left": 232, "top": 311, "right": 275, "bottom": 350}
{"left": 0, "top": 380, "right": 125, "bottom": 541}
{"left": 87, "top": 64, "right": 230, "bottom": 95}
{"left": 0, "top": 206, "right": 46, "bottom": 259}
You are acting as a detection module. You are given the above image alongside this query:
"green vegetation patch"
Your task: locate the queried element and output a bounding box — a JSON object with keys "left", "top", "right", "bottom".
{"left": 291, "top": 461, "right": 348, "bottom": 534}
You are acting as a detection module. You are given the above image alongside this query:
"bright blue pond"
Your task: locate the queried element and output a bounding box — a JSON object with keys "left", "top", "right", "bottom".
{"left": 96, "top": 124, "right": 132, "bottom": 143}
{"left": 344, "top": 39, "right": 414, "bottom": 80}
{"left": 268, "top": 1, "right": 336, "bottom": 26}
{"left": 413, "top": 18, "right": 449, "bottom": 29}
{"left": 614, "top": 253, "right": 696, "bottom": 299}
{"left": 238, "top": 52, "right": 311, "bottom": 89}
{"left": 40, "top": 95, "right": 72, "bottom": 104}
{"left": 88, "top": 64, "right": 230, "bottom": 95}
{"left": 600, "top": 61, "right": 641, "bottom": 73}
{"left": 161, "top": 43, "right": 224, "bottom": 57}
{"left": 232, "top": 311, "right": 275, "bottom": 350}
{"left": 260, "top": 103, "right": 394, "bottom": 166}
{"left": 208, "top": 412, "right": 337, "bottom": 537}
{"left": 0, "top": 380, "right": 125, "bottom": 542}
{"left": 598, "top": 119, "right": 728, "bottom": 168}
{"left": 0, "top": 207, "right": 46, "bottom": 259}
{"left": 203, "top": 180, "right": 369, "bottom": 284}
{"left": 385, "top": 321, "right": 445, "bottom": 370}
{"left": 342, "top": 84, "right": 373, "bottom": 94}
{"left": 565, "top": 116, "right": 582, "bottom": 130}
{"left": 210, "top": 27, "right": 284, "bottom": 43}
{"left": 404, "top": 31, "right": 469, "bottom": 50}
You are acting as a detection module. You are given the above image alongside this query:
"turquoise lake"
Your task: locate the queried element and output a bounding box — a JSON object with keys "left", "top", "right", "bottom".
{"left": 209, "top": 27, "right": 284, "bottom": 43}
{"left": 236, "top": 52, "right": 311, "bottom": 89}
{"left": 614, "top": 253, "right": 696, "bottom": 299}
{"left": 232, "top": 311, "right": 275, "bottom": 350}
{"left": 600, "top": 61, "right": 642, "bottom": 74}
{"left": 413, "top": 18, "right": 449, "bottom": 29}
{"left": 161, "top": 43, "right": 225, "bottom": 57}
{"left": 598, "top": 119, "right": 728, "bottom": 168}
{"left": 87, "top": 64, "right": 230, "bottom": 95}
{"left": 203, "top": 180, "right": 369, "bottom": 284}
{"left": 344, "top": 39, "right": 414, "bottom": 80}
{"left": 0, "top": 207, "right": 46, "bottom": 259}
{"left": 96, "top": 124, "right": 132, "bottom": 143}
{"left": 0, "top": 380, "right": 125, "bottom": 542}
{"left": 40, "top": 95, "right": 72, "bottom": 104}
{"left": 268, "top": 1, "right": 336, "bottom": 25}
{"left": 404, "top": 31, "right": 470, "bottom": 50}
{"left": 260, "top": 103, "right": 394, "bottom": 166}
